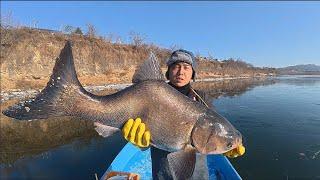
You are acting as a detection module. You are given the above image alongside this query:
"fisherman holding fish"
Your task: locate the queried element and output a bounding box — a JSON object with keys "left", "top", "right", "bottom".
{"left": 122, "top": 49, "right": 245, "bottom": 179}
{"left": 3, "top": 42, "right": 245, "bottom": 180}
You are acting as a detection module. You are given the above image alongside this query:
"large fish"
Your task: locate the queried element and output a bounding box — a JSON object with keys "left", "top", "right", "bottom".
{"left": 3, "top": 41, "right": 242, "bottom": 179}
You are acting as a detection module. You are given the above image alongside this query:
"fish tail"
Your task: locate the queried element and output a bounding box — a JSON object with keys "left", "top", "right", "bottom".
{"left": 2, "top": 41, "right": 86, "bottom": 120}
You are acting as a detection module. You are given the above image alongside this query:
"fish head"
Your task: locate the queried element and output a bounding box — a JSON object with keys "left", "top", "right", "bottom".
{"left": 191, "top": 110, "right": 242, "bottom": 154}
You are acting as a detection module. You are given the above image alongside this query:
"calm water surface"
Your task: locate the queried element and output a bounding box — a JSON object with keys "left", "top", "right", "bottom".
{"left": 214, "top": 76, "right": 320, "bottom": 179}
{"left": 0, "top": 76, "right": 319, "bottom": 179}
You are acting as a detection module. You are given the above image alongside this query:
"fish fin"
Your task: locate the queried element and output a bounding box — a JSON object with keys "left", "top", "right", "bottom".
{"left": 2, "top": 41, "right": 86, "bottom": 120}
{"left": 94, "top": 122, "right": 119, "bottom": 137}
{"left": 167, "top": 146, "right": 197, "bottom": 180}
{"left": 132, "top": 52, "right": 166, "bottom": 83}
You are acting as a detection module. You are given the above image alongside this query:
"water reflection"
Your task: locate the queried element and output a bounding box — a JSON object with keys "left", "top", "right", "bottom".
{"left": 275, "top": 75, "right": 320, "bottom": 86}
{"left": 192, "top": 77, "right": 276, "bottom": 100}
{"left": 213, "top": 76, "right": 320, "bottom": 179}
{"left": 0, "top": 115, "right": 97, "bottom": 165}
{"left": 0, "top": 89, "right": 120, "bottom": 166}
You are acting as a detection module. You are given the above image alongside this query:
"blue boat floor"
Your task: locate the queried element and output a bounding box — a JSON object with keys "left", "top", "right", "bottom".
{"left": 102, "top": 143, "right": 241, "bottom": 180}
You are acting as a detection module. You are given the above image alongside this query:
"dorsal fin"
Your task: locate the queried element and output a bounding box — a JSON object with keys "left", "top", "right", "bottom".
{"left": 132, "top": 52, "right": 166, "bottom": 83}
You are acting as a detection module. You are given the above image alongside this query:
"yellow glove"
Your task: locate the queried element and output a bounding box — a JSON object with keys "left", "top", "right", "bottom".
{"left": 223, "top": 145, "right": 246, "bottom": 158}
{"left": 122, "top": 118, "right": 151, "bottom": 148}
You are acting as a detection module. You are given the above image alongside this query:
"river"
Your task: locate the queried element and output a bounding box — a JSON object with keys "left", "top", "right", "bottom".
{"left": 0, "top": 76, "right": 319, "bottom": 179}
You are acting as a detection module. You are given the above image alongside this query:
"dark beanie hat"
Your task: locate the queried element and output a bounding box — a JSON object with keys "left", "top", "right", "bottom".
{"left": 166, "top": 49, "right": 197, "bottom": 70}
{"left": 166, "top": 49, "right": 197, "bottom": 81}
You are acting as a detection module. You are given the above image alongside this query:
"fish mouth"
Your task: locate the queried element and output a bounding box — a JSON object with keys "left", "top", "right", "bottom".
{"left": 201, "top": 135, "right": 242, "bottom": 155}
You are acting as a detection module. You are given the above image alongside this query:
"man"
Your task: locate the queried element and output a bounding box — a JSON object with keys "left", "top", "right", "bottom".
{"left": 122, "top": 49, "right": 245, "bottom": 179}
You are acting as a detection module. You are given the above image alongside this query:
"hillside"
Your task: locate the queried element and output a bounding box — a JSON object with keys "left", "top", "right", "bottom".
{"left": 0, "top": 27, "right": 275, "bottom": 92}
{"left": 277, "top": 64, "right": 320, "bottom": 75}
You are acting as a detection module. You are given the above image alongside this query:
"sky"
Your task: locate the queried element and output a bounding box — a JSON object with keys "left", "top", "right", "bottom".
{"left": 1, "top": 1, "right": 320, "bottom": 68}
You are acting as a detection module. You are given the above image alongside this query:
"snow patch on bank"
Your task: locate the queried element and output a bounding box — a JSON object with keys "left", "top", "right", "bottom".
{"left": 0, "top": 77, "right": 252, "bottom": 102}
{"left": 0, "top": 83, "right": 132, "bottom": 102}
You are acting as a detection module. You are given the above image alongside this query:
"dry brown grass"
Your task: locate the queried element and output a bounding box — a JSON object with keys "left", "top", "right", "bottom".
{"left": 0, "top": 27, "right": 274, "bottom": 92}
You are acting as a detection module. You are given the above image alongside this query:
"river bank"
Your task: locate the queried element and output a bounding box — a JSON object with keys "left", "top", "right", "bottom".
{"left": 0, "top": 76, "right": 272, "bottom": 102}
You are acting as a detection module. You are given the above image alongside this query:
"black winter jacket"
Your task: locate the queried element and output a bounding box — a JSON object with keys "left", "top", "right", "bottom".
{"left": 151, "top": 82, "right": 210, "bottom": 180}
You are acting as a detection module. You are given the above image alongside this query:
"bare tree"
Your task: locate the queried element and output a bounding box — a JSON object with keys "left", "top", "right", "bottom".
{"left": 129, "top": 31, "right": 146, "bottom": 48}
{"left": 73, "top": 27, "right": 83, "bottom": 35}
{"left": 194, "top": 51, "right": 201, "bottom": 59}
{"left": 116, "top": 35, "right": 122, "bottom": 44}
{"left": 63, "top": 25, "right": 75, "bottom": 34}
{"left": 0, "top": 11, "right": 20, "bottom": 28}
{"left": 104, "top": 33, "right": 114, "bottom": 43}
{"left": 207, "top": 51, "right": 216, "bottom": 61}
{"left": 169, "top": 44, "right": 183, "bottom": 52}
{"left": 86, "top": 23, "right": 97, "bottom": 38}
{"left": 30, "top": 19, "right": 39, "bottom": 28}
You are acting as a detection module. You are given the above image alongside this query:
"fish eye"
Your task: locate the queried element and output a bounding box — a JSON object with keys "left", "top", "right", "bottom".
{"left": 227, "top": 142, "right": 233, "bottom": 149}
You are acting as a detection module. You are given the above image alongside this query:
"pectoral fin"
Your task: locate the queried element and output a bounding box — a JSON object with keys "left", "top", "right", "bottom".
{"left": 167, "top": 147, "right": 196, "bottom": 180}
{"left": 94, "top": 122, "right": 119, "bottom": 137}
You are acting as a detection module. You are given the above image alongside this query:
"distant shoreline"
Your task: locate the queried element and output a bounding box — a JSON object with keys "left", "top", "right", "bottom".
{"left": 0, "top": 76, "right": 261, "bottom": 102}
{"left": 2, "top": 75, "right": 319, "bottom": 103}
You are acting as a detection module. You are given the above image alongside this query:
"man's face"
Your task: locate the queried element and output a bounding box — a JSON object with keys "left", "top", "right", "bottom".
{"left": 168, "top": 62, "right": 193, "bottom": 87}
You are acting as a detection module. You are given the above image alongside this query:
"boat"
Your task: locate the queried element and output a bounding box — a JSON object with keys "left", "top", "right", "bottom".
{"left": 101, "top": 143, "right": 242, "bottom": 180}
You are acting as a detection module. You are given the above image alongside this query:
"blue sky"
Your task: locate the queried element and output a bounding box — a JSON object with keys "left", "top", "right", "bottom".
{"left": 1, "top": 1, "right": 320, "bottom": 68}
